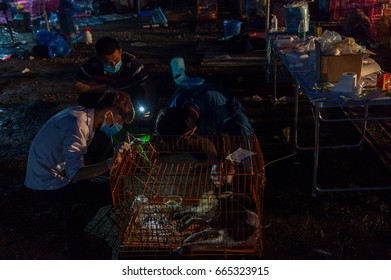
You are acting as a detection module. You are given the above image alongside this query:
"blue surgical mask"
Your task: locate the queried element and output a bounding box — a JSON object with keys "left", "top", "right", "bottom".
{"left": 101, "top": 122, "right": 123, "bottom": 136}
{"left": 100, "top": 111, "right": 123, "bottom": 136}
{"left": 104, "top": 60, "right": 122, "bottom": 74}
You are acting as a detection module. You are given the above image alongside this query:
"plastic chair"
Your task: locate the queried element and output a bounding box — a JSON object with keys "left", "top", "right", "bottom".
{"left": 170, "top": 57, "right": 205, "bottom": 89}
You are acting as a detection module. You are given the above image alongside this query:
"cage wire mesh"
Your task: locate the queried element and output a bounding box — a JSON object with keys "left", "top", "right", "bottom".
{"left": 110, "top": 134, "right": 265, "bottom": 259}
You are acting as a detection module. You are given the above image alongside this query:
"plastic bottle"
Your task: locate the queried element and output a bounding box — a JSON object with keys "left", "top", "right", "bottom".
{"left": 84, "top": 27, "right": 92, "bottom": 44}
{"left": 309, "top": 37, "right": 316, "bottom": 50}
{"left": 270, "top": 14, "right": 278, "bottom": 32}
{"left": 298, "top": 20, "right": 306, "bottom": 41}
{"left": 315, "top": 23, "right": 322, "bottom": 37}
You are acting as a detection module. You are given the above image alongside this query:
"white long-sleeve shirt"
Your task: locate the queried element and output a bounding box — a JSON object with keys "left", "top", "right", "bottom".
{"left": 25, "top": 106, "right": 95, "bottom": 190}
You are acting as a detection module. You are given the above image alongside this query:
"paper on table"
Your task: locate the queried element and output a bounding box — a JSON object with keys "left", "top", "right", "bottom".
{"left": 361, "top": 58, "right": 382, "bottom": 77}
{"left": 225, "top": 148, "right": 256, "bottom": 163}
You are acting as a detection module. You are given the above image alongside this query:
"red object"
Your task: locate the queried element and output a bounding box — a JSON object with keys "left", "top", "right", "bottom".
{"left": 328, "top": 0, "right": 387, "bottom": 21}
{"left": 377, "top": 72, "right": 391, "bottom": 92}
{"left": 249, "top": 32, "right": 265, "bottom": 39}
{"left": 0, "top": 54, "right": 12, "bottom": 61}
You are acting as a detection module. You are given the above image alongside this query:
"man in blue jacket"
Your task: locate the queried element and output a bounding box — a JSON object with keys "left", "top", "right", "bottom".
{"left": 155, "top": 83, "right": 254, "bottom": 138}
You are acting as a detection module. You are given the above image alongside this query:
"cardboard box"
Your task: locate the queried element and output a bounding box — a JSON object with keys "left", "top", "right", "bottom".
{"left": 319, "top": 53, "right": 364, "bottom": 83}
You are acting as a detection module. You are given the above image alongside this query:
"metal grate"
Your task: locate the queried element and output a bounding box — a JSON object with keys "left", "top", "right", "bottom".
{"left": 110, "top": 135, "right": 265, "bottom": 259}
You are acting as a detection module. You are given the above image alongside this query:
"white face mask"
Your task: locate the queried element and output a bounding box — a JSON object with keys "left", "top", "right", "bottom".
{"left": 100, "top": 111, "right": 123, "bottom": 136}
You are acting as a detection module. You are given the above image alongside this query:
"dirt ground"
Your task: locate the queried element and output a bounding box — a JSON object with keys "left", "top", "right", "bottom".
{"left": 2, "top": 8, "right": 391, "bottom": 260}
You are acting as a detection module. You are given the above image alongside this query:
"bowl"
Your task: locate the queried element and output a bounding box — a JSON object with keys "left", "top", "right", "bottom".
{"left": 163, "top": 195, "right": 183, "bottom": 211}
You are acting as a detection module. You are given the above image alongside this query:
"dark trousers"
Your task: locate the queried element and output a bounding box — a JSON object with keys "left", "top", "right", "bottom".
{"left": 40, "top": 130, "right": 114, "bottom": 259}
{"left": 39, "top": 179, "right": 113, "bottom": 259}
{"left": 26, "top": 130, "right": 115, "bottom": 259}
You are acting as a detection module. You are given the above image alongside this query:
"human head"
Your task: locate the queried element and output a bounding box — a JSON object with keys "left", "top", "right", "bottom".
{"left": 155, "top": 107, "right": 195, "bottom": 137}
{"left": 79, "top": 91, "right": 135, "bottom": 125}
{"left": 95, "top": 36, "right": 121, "bottom": 56}
{"left": 95, "top": 36, "right": 122, "bottom": 67}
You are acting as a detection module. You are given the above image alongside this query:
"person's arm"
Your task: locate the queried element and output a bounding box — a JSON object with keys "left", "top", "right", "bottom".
{"left": 70, "top": 158, "right": 113, "bottom": 182}
{"left": 195, "top": 134, "right": 219, "bottom": 162}
{"left": 139, "top": 78, "right": 157, "bottom": 113}
{"left": 72, "top": 79, "right": 111, "bottom": 93}
{"left": 73, "top": 59, "right": 112, "bottom": 93}
{"left": 70, "top": 141, "right": 130, "bottom": 183}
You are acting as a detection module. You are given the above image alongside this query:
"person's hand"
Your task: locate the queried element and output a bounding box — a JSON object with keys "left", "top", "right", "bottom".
{"left": 209, "top": 162, "right": 235, "bottom": 186}
{"left": 107, "top": 141, "right": 130, "bottom": 169}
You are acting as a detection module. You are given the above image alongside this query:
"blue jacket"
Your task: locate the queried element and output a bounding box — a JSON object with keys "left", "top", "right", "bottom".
{"left": 167, "top": 84, "right": 254, "bottom": 136}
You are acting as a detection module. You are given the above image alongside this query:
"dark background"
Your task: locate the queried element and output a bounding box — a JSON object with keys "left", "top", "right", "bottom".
{"left": 1, "top": 0, "right": 391, "bottom": 259}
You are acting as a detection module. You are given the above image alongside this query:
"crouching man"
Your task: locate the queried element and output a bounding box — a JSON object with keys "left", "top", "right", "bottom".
{"left": 24, "top": 91, "right": 134, "bottom": 259}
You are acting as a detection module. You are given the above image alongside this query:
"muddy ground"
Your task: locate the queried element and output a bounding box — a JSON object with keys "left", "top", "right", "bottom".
{"left": 1, "top": 9, "right": 391, "bottom": 260}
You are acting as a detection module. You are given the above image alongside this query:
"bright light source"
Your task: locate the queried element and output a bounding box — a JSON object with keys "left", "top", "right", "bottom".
{"left": 138, "top": 106, "right": 145, "bottom": 112}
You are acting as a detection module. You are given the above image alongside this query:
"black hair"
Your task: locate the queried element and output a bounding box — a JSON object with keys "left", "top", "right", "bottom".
{"left": 95, "top": 36, "right": 121, "bottom": 56}
{"left": 78, "top": 91, "right": 135, "bottom": 124}
{"left": 155, "top": 107, "right": 188, "bottom": 135}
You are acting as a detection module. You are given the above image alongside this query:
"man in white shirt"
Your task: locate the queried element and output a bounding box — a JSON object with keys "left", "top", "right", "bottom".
{"left": 25, "top": 91, "right": 134, "bottom": 258}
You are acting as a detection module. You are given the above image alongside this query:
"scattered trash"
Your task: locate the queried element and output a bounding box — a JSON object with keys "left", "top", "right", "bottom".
{"left": 213, "top": 54, "right": 231, "bottom": 60}
{"left": 35, "top": 31, "right": 72, "bottom": 59}
{"left": 0, "top": 54, "right": 12, "bottom": 61}
{"left": 84, "top": 27, "right": 93, "bottom": 44}
{"left": 142, "top": 24, "right": 160, "bottom": 28}
{"left": 131, "top": 42, "right": 147, "bottom": 47}
{"left": 151, "top": 7, "right": 168, "bottom": 27}
{"left": 252, "top": 95, "right": 263, "bottom": 101}
{"left": 313, "top": 248, "right": 332, "bottom": 257}
{"left": 21, "top": 68, "right": 30, "bottom": 74}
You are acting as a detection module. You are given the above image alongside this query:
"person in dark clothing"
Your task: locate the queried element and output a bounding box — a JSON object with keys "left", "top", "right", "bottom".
{"left": 155, "top": 83, "right": 254, "bottom": 184}
{"left": 73, "top": 36, "right": 156, "bottom": 121}
{"left": 155, "top": 83, "right": 254, "bottom": 138}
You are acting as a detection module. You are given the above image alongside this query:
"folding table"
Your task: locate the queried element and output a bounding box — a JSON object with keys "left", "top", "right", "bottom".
{"left": 273, "top": 42, "right": 391, "bottom": 196}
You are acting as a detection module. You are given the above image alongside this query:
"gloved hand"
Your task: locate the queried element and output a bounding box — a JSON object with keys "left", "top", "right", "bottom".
{"left": 209, "top": 162, "right": 235, "bottom": 186}
{"left": 210, "top": 163, "right": 222, "bottom": 184}
{"left": 107, "top": 141, "right": 130, "bottom": 169}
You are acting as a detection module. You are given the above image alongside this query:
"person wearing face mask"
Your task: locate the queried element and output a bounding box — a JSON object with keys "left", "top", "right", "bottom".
{"left": 155, "top": 83, "right": 254, "bottom": 187}
{"left": 155, "top": 83, "right": 254, "bottom": 138}
{"left": 24, "top": 91, "right": 134, "bottom": 258}
{"left": 72, "top": 36, "right": 156, "bottom": 122}
{"left": 25, "top": 90, "right": 134, "bottom": 190}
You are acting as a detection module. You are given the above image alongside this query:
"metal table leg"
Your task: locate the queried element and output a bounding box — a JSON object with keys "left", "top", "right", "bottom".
{"left": 312, "top": 101, "right": 321, "bottom": 197}
{"left": 293, "top": 85, "right": 299, "bottom": 153}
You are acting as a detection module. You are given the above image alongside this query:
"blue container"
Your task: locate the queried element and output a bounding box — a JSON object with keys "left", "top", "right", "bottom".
{"left": 224, "top": 20, "right": 242, "bottom": 37}
{"left": 285, "top": 2, "right": 309, "bottom": 33}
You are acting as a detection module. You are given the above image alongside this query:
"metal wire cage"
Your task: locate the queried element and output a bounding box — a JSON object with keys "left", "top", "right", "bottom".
{"left": 110, "top": 134, "right": 265, "bottom": 259}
